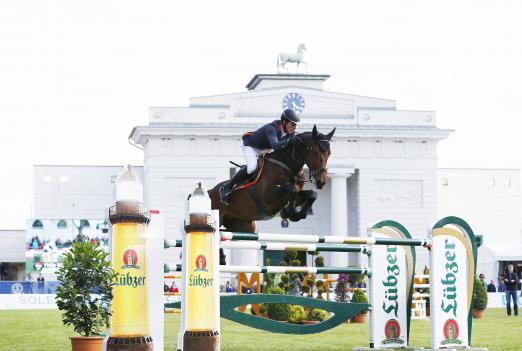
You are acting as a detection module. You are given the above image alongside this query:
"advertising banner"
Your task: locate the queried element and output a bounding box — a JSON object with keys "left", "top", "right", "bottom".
{"left": 0, "top": 294, "right": 57, "bottom": 310}
{"left": 369, "top": 221, "right": 416, "bottom": 349}
{"left": 430, "top": 217, "right": 477, "bottom": 349}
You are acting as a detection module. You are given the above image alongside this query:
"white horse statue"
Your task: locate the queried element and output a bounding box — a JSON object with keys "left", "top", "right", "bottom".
{"left": 277, "top": 43, "right": 307, "bottom": 73}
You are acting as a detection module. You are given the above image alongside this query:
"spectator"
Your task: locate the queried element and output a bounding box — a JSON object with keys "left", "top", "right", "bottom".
{"left": 24, "top": 272, "right": 33, "bottom": 282}
{"left": 169, "top": 282, "right": 179, "bottom": 293}
{"left": 504, "top": 264, "right": 519, "bottom": 316}
{"left": 487, "top": 280, "right": 496, "bottom": 292}
{"left": 225, "top": 281, "right": 236, "bottom": 293}
{"left": 37, "top": 273, "right": 45, "bottom": 293}
{"left": 479, "top": 274, "right": 487, "bottom": 288}
{"left": 498, "top": 277, "right": 506, "bottom": 292}
{"left": 164, "top": 283, "right": 170, "bottom": 293}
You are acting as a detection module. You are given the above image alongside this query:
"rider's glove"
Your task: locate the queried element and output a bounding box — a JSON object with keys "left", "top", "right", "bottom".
{"left": 289, "top": 135, "right": 303, "bottom": 147}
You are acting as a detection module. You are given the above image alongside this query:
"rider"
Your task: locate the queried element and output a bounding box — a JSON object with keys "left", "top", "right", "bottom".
{"left": 219, "top": 108, "right": 301, "bottom": 205}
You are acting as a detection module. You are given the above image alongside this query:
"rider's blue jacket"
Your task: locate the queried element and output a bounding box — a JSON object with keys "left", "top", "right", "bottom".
{"left": 242, "top": 120, "right": 290, "bottom": 150}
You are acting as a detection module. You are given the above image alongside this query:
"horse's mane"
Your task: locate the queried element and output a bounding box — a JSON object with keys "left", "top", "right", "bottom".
{"left": 268, "top": 131, "right": 330, "bottom": 161}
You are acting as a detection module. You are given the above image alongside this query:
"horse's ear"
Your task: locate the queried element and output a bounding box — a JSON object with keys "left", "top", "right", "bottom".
{"left": 325, "top": 127, "right": 336, "bottom": 140}
{"left": 312, "top": 125, "right": 318, "bottom": 138}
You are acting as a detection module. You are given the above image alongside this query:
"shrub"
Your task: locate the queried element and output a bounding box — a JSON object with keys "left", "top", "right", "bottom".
{"left": 263, "top": 258, "right": 274, "bottom": 289}
{"left": 311, "top": 308, "right": 330, "bottom": 321}
{"left": 349, "top": 273, "right": 365, "bottom": 285}
{"left": 315, "top": 256, "right": 325, "bottom": 267}
{"left": 290, "top": 259, "right": 301, "bottom": 267}
{"left": 473, "top": 276, "right": 488, "bottom": 310}
{"left": 316, "top": 289, "right": 325, "bottom": 300}
{"left": 288, "top": 305, "right": 306, "bottom": 324}
{"left": 284, "top": 250, "right": 298, "bottom": 263}
{"left": 266, "top": 286, "right": 290, "bottom": 321}
{"left": 350, "top": 288, "right": 369, "bottom": 314}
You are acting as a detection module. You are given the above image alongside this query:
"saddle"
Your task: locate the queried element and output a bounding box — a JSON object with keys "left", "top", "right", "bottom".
{"left": 232, "top": 156, "right": 267, "bottom": 191}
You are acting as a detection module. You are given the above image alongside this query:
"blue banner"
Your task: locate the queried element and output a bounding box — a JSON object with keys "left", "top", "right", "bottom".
{"left": 0, "top": 281, "right": 60, "bottom": 294}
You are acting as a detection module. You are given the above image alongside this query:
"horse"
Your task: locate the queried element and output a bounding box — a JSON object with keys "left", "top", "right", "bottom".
{"left": 208, "top": 125, "right": 335, "bottom": 237}
{"left": 277, "top": 43, "right": 308, "bottom": 73}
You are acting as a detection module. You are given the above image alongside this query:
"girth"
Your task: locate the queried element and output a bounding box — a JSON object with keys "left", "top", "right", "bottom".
{"left": 247, "top": 185, "right": 275, "bottom": 221}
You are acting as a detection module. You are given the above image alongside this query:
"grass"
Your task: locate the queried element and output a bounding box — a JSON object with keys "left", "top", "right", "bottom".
{"left": 0, "top": 309, "right": 520, "bottom": 350}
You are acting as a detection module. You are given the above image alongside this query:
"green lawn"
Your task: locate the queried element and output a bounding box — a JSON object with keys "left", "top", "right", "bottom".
{"left": 0, "top": 309, "right": 519, "bottom": 350}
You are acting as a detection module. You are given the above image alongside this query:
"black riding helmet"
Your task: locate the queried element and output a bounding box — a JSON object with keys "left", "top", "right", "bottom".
{"left": 280, "top": 109, "right": 300, "bottom": 124}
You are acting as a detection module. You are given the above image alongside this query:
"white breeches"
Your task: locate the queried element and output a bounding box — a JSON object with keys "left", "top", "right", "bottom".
{"left": 241, "top": 141, "right": 263, "bottom": 174}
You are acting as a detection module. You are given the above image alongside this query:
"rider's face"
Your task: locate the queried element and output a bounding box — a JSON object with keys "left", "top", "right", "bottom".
{"left": 284, "top": 120, "right": 296, "bottom": 134}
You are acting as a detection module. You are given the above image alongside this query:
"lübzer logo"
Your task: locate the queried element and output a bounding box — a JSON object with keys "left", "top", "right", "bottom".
{"left": 442, "top": 319, "right": 462, "bottom": 345}
{"left": 195, "top": 254, "right": 207, "bottom": 272}
{"left": 121, "top": 249, "right": 140, "bottom": 269}
{"left": 383, "top": 319, "right": 404, "bottom": 344}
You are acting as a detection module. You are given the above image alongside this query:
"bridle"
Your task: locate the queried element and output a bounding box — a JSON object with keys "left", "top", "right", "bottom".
{"left": 290, "top": 136, "right": 329, "bottom": 185}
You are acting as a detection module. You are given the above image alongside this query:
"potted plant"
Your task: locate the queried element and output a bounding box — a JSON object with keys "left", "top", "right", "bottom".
{"left": 350, "top": 288, "right": 369, "bottom": 323}
{"left": 266, "top": 286, "right": 290, "bottom": 322}
{"left": 473, "top": 276, "right": 488, "bottom": 318}
{"left": 56, "top": 240, "right": 116, "bottom": 351}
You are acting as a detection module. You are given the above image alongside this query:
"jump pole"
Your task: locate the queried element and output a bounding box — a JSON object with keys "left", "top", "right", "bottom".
{"left": 166, "top": 238, "right": 371, "bottom": 254}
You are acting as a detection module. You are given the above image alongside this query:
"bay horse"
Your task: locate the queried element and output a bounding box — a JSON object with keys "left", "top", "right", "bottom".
{"left": 208, "top": 125, "right": 335, "bottom": 237}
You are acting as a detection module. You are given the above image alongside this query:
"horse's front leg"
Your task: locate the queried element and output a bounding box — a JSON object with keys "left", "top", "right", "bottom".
{"left": 287, "top": 189, "right": 317, "bottom": 222}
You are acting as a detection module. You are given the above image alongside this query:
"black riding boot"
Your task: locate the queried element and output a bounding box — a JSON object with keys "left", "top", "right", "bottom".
{"left": 219, "top": 166, "right": 249, "bottom": 205}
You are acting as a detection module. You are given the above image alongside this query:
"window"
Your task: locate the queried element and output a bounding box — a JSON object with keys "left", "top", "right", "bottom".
{"left": 504, "top": 178, "right": 512, "bottom": 187}
{"left": 110, "top": 175, "right": 117, "bottom": 183}
{"left": 32, "top": 220, "right": 43, "bottom": 229}
{"left": 59, "top": 176, "right": 69, "bottom": 183}
{"left": 43, "top": 176, "right": 51, "bottom": 183}
{"left": 488, "top": 178, "right": 495, "bottom": 187}
{"left": 441, "top": 178, "right": 449, "bottom": 186}
{"left": 57, "top": 220, "right": 67, "bottom": 229}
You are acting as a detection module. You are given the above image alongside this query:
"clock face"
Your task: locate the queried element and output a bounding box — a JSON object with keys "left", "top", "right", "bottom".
{"left": 282, "top": 93, "right": 305, "bottom": 113}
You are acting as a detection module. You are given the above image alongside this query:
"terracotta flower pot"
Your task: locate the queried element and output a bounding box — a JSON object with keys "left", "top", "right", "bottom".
{"left": 70, "top": 336, "right": 104, "bottom": 351}
{"left": 303, "top": 320, "right": 319, "bottom": 325}
{"left": 350, "top": 313, "right": 368, "bottom": 323}
{"left": 473, "top": 309, "right": 485, "bottom": 319}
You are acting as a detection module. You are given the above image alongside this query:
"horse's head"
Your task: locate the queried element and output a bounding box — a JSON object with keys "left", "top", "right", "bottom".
{"left": 298, "top": 125, "right": 335, "bottom": 189}
{"left": 298, "top": 43, "right": 307, "bottom": 52}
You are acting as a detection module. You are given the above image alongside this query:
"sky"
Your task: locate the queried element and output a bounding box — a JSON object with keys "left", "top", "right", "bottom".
{"left": 0, "top": 0, "right": 521, "bottom": 229}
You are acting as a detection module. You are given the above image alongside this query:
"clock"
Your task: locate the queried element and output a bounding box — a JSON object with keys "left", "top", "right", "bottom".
{"left": 282, "top": 93, "right": 305, "bottom": 113}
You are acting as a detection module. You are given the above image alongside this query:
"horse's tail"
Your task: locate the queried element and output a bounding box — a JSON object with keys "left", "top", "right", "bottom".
{"left": 276, "top": 54, "right": 279, "bottom": 68}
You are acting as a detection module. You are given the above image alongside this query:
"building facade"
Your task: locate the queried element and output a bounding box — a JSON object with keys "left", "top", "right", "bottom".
{"left": 130, "top": 73, "right": 451, "bottom": 269}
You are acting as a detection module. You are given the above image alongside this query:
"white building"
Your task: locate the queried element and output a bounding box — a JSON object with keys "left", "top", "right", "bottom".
{"left": 129, "top": 73, "right": 450, "bottom": 269}
{"left": 438, "top": 168, "right": 522, "bottom": 281}
{"left": 1, "top": 73, "right": 521, "bottom": 281}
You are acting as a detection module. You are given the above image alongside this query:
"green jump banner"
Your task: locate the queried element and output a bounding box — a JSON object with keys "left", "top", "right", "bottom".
{"left": 368, "top": 220, "right": 416, "bottom": 349}
{"left": 430, "top": 216, "right": 478, "bottom": 349}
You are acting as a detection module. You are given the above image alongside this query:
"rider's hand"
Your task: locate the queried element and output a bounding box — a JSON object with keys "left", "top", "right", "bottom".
{"left": 289, "top": 135, "right": 303, "bottom": 147}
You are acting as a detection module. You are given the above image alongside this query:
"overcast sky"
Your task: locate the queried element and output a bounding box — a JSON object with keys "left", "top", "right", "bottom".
{"left": 1, "top": 0, "right": 521, "bottom": 229}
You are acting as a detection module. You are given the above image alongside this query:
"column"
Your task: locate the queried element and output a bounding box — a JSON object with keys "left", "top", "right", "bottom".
{"left": 329, "top": 168, "right": 354, "bottom": 269}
